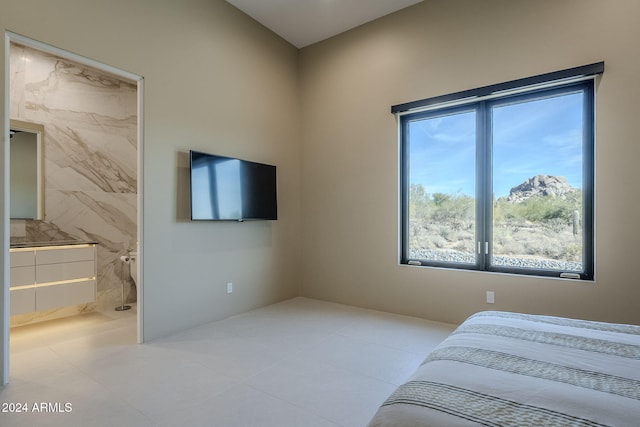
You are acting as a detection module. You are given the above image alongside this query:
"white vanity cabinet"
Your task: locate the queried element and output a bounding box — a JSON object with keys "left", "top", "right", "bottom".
{"left": 10, "top": 243, "right": 97, "bottom": 316}
{"left": 9, "top": 249, "right": 36, "bottom": 315}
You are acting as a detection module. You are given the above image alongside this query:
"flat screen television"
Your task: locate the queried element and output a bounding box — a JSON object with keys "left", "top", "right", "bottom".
{"left": 189, "top": 150, "right": 278, "bottom": 221}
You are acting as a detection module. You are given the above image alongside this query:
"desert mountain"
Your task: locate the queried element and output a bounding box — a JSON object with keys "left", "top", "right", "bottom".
{"left": 506, "top": 174, "right": 577, "bottom": 202}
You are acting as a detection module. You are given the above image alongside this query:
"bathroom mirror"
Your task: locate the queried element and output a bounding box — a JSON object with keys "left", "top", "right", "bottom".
{"left": 10, "top": 119, "right": 44, "bottom": 220}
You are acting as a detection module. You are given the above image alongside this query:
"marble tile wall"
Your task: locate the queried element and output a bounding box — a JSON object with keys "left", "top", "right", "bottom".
{"left": 9, "top": 43, "right": 138, "bottom": 325}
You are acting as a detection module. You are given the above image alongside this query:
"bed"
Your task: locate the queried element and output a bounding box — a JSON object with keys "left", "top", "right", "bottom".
{"left": 368, "top": 311, "right": 640, "bottom": 427}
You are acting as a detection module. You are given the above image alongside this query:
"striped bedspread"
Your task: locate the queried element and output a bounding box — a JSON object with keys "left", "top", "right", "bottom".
{"left": 368, "top": 311, "right": 640, "bottom": 427}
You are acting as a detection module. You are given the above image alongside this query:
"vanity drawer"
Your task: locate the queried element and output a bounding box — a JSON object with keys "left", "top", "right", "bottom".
{"left": 36, "top": 246, "right": 95, "bottom": 265}
{"left": 10, "top": 288, "right": 36, "bottom": 316}
{"left": 36, "top": 280, "right": 96, "bottom": 311}
{"left": 10, "top": 266, "right": 35, "bottom": 287}
{"left": 10, "top": 250, "right": 35, "bottom": 267}
{"left": 36, "top": 260, "right": 95, "bottom": 283}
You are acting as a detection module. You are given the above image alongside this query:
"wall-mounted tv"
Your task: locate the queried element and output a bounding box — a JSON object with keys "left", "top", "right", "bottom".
{"left": 189, "top": 150, "right": 278, "bottom": 221}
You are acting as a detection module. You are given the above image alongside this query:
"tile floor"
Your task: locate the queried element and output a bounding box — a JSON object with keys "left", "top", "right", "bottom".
{"left": 1, "top": 297, "right": 456, "bottom": 427}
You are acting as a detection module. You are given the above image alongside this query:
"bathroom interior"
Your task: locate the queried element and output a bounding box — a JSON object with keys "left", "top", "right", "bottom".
{"left": 7, "top": 41, "right": 139, "bottom": 350}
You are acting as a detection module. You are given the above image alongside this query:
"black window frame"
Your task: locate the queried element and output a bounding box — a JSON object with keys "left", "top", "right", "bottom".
{"left": 396, "top": 64, "right": 602, "bottom": 281}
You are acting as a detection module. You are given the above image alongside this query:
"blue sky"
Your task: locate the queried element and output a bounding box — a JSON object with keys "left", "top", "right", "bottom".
{"left": 408, "top": 92, "right": 584, "bottom": 198}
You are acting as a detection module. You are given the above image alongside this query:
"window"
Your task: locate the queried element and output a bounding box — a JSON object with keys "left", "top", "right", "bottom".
{"left": 395, "top": 63, "right": 603, "bottom": 280}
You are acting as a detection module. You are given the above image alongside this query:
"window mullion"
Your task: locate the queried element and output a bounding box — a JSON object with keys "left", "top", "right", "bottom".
{"left": 476, "top": 102, "right": 491, "bottom": 270}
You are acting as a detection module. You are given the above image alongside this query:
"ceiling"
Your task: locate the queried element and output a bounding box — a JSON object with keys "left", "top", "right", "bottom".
{"left": 226, "top": 0, "right": 424, "bottom": 48}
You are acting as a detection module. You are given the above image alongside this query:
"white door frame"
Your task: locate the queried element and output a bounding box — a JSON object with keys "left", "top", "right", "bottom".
{"left": 2, "top": 32, "right": 144, "bottom": 385}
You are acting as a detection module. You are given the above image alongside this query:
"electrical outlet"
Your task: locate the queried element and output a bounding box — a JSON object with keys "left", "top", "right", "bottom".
{"left": 486, "top": 291, "right": 495, "bottom": 304}
{"left": 227, "top": 282, "right": 233, "bottom": 294}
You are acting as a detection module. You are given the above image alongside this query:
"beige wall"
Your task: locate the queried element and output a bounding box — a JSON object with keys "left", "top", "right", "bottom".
{"left": 1, "top": 0, "right": 302, "bottom": 354}
{"left": 298, "top": 0, "right": 640, "bottom": 325}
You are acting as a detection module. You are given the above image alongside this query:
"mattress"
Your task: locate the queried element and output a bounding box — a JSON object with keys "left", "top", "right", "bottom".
{"left": 368, "top": 311, "right": 640, "bottom": 427}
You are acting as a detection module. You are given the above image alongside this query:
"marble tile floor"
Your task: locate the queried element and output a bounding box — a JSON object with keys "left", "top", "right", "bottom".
{"left": 1, "top": 298, "right": 456, "bottom": 427}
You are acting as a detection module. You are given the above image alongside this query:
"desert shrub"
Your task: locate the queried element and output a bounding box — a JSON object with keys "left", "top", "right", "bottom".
{"left": 544, "top": 217, "right": 567, "bottom": 234}
{"left": 408, "top": 184, "right": 583, "bottom": 264}
{"left": 560, "top": 243, "right": 582, "bottom": 262}
{"left": 409, "top": 184, "right": 429, "bottom": 219}
{"left": 494, "top": 191, "right": 582, "bottom": 225}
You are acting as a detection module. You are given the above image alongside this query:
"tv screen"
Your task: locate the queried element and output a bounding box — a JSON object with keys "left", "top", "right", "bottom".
{"left": 190, "top": 150, "right": 277, "bottom": 221}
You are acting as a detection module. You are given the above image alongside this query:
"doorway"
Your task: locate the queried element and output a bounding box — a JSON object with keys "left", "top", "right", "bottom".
{"left": 2, "top": 32, "right": 144, "bottom": 384}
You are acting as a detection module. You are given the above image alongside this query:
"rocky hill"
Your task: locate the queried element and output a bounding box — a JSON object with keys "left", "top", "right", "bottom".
{"left": 505, "top": 174, "right": 577, "bottom": 203}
